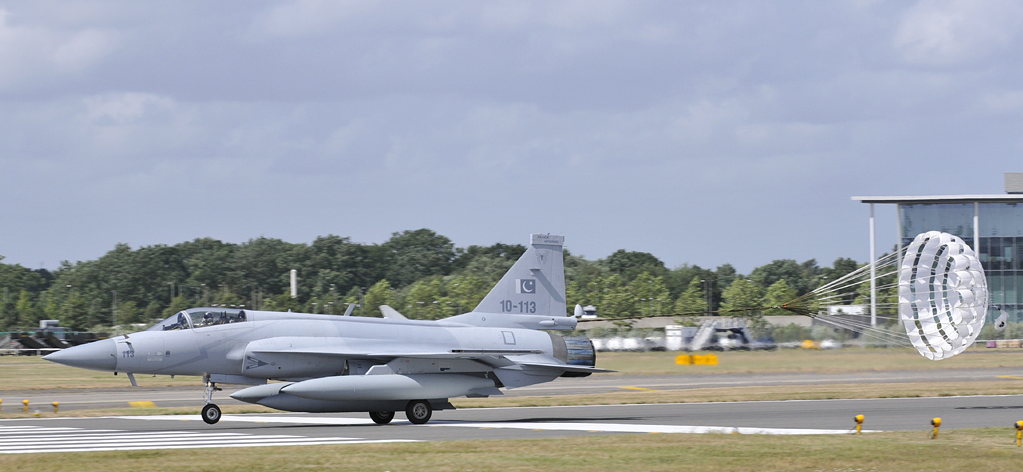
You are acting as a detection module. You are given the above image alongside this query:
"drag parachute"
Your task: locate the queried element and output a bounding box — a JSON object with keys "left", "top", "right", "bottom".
{"left": 897, "top": 231, "right": 988, "bottom": 360}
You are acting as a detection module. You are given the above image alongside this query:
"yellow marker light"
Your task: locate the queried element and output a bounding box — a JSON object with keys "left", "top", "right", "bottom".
{"left": 1015, "top": 421, "right": 1023, "bottom": 447}
{"left": 675, "top": 354, "right": 691, "bottom": 365}
{"left": 22, "top": 399, "right": 28, "bottom": 413}
{"left": 854, "top": 414, "right": 864, "bottom": 435}
{"left": 931, "top": 417, "right": 941, "bottom": 439}
{"left": 52, "top": 402, "right": 59, "bottom": 413}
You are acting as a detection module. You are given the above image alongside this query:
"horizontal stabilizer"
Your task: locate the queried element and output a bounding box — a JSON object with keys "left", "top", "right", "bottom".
{"left": 379, "top": 305, "right": 408, "bottom": 320}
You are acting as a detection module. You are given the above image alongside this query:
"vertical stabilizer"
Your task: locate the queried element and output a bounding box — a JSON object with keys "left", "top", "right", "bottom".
{"left": 443, "top": 234, "right": 575, "bottom": 330}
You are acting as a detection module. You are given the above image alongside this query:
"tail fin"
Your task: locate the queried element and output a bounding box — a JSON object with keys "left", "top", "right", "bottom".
{"left": 443, "top": 234, "right": 575, "bottom": 330}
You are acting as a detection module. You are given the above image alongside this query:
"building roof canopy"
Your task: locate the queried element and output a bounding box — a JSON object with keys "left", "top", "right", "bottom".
{"left": 852, "top": 195, "right": 1023, "bottom": 204}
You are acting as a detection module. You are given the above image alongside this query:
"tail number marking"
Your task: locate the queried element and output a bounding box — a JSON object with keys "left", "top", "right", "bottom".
{"left": 500, "top": 300, "right": 536, "bottom": 313}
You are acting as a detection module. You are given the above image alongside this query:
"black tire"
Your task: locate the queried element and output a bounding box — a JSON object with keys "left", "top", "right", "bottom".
{"left": 201, "top": 403, "right": 222, "bottom": 424}
{"left": 405, "top": 400, "right": 432, "bottom": 425}
{"left": 369, "top": 411, "right": 394, "bottom": 425}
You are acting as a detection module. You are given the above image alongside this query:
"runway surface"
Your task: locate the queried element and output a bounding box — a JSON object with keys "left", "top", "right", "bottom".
{"left": 2, "top": 395, "right": 1023, "bottom": 454}
{"left": 2, "top": 364, "right": 1022, "bottom": 454}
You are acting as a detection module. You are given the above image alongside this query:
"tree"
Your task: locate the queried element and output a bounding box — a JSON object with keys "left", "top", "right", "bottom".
{"left": 382, "top": 229, "right": 456, "bottom": 287}
{"left": 445, "top": 274, "right": 489, "bottom": 313}
{"left": 583, "top": 274, "right": 635, "bottom": 318}
{"left": 720, "top": 278, "right": 764, "bottom": 314}
{"left": 629, "top": 273, "right": 670, "bottom": 317}
{"left": 404, "top": 278, "right": 444, "bottom": 319}
{"left": 14, "top": 290, "right": 38, "bottom": 329}
{"left": 673, "top": 277, "right": 708, "bottom": 315}
{"left": 720, "top": 278, "right": 766, "bottom": 332}
{"left": 164, "top": 294, "right": 192, "bottom": 317}
{"left": 63, "top": 292, "right": 88, "bottom": 330}
{"left": 144, "top": 301, "right": 163, "bottom": 322}
{"left": 605, "top": 250, "right": 669, "bottom": 281}
{"left": 363, "top": 280, "right": 396, "bottom": 316}
{"left": 764, "top": 279, "right": 798, "bottom": 317}
{"left": 116, "top": 301, "right": 140, "bottom": 325}
{"left": 452, "top": 243, "right": 525, "bottom": 275}
{"left": 751, "top": 259, "right": 810, "bottom": 296}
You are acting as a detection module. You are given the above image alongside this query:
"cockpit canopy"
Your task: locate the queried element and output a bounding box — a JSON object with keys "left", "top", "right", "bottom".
{"left": 147, "top": 308, "right": 247, "bottom": 331}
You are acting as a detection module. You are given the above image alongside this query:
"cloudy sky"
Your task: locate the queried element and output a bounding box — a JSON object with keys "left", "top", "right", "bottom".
{"left": 1, "top": 1, "right": 1020, "bottom": 274}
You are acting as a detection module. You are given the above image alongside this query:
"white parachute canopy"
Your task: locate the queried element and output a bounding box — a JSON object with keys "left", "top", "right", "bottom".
{"left": 898, "top": 231, "right": 988, "bottom": 360}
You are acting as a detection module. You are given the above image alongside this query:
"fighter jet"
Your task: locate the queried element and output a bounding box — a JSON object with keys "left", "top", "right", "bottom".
{"left": 44, "top": 234, "right": 608, "bottom": 425}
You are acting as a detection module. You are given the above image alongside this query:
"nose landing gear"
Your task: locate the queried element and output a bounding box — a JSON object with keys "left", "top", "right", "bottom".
{"left": 201, "top": 376, "right": 223, "bottom": 425}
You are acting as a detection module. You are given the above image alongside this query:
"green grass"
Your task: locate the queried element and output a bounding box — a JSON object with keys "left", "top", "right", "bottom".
{"left": 596, "top": 346, "right": 1023, "bottom": 375}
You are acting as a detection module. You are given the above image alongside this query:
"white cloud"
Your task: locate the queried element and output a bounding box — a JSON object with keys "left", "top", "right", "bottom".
{"left": 894, "top": 0, "right": 1023, "bottom": 66}
{"left": 82, "top": 92, "right": 175, "bottom": 124}
{"left": 252, "top": 0, "right": 380, "bottom": 38}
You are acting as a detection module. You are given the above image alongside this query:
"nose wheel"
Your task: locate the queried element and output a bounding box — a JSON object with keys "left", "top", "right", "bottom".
{"left": 369, "top": 411, "right": 394, "bottom": 425}
{"left": 201, "top": 377, "right": 223, "bottom": 425}
{"left": 202, "top": 403, "right": 222, "bottom": 424}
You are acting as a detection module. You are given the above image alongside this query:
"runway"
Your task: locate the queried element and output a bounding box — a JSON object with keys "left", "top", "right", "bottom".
{"left": 2, "top": 395, "right": 1023, "bottom": 454}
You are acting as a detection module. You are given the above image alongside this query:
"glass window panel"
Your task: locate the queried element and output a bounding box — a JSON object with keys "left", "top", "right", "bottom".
{"left": 1017, "top": 239, "right": 1023, "bottom": 271}
{"left": 1004, "top": 274, "right": 1017, "bottom": 308}
{"left": 1005, "top": 238, "right": 1015, "bottom": 269}
{"left": 978, "top": 238, "right": 991, "bottom": 265}
{"left": 980, "top": 203, "right": 1023, "bottom": 237}
{"left": 989, "top": 238, "right": 1006, "bottom": 271}
{"left": 987, "top": 273, "right": 1004, "bottom": 306}
{"left": 903, "top": 204, "right": 973, "bottom": 239}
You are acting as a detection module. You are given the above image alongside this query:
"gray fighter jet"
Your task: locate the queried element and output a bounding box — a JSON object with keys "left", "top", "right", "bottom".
{"left": 44, "top": 234, "right": 608, "bottom": 425}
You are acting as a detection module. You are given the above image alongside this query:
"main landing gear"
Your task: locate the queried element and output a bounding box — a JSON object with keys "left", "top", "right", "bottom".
{"left": 368, "top": 400, "right": 433, "bottom": 425}
{"left": 405, "top": 400, "right": 432, "bottom": 425}
{"left": 201, "top": 376, "right": 223, "bottom": 425}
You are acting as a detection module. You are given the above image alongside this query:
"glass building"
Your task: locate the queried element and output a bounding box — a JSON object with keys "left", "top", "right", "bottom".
{"left": 856, "top": 174, "right": 1023, "bottom": 324}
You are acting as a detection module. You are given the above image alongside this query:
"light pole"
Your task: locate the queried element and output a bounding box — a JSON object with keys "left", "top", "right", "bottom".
{"left": 330, "top": 284, "right": 336, "bottom": 314}
{"left": 65, "top": 284, "right": 72, "bottom": 323}
{"left": 701, "top": 279, "right": 713, "bottom": 316}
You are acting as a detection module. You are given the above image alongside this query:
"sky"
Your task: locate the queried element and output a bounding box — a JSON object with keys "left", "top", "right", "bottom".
{"left": 1, "top": 0, "right": 1020, "bottom": 275}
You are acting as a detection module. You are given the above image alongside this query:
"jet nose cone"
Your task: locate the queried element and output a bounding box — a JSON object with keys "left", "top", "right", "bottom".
{"left": 42, "top": 338, "right": 117, "bottom": 371}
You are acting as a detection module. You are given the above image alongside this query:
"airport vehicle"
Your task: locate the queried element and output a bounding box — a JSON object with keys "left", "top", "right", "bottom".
{"left": 43, "top": 234, "right": 607, "bottom": 425}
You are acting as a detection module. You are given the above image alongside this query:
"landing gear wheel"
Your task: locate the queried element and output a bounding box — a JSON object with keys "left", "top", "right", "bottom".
{"left": 405, "top": 400, "right": 432, "bottom": 425}
{"left": 369, "top": 411, "right": 395, "bottom": 425}
{"left": 202, "top": 403, "right": 222, "bottom": 424}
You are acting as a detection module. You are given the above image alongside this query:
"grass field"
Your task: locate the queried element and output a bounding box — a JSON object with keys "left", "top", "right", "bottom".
{"left": 2, "top": 347, "right": 1023, "bottom": 470}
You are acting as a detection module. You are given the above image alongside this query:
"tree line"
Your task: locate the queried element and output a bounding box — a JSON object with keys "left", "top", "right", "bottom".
{"left": 0, "top": 229, "right": 870, "bottom": 331}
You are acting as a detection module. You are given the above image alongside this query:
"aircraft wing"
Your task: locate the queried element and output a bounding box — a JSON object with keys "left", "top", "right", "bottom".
{"left": 246, "top": 337, "right": 605, "bottom": 373}
{"left": 249, "top": 346, "right": 544, "bottom": 359}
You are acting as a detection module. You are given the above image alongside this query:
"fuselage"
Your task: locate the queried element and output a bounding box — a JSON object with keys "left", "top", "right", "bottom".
{"left": 61, "top": 308, "right": 566, "bottom": 382}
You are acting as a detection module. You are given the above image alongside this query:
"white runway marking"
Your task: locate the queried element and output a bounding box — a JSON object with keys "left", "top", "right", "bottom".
{"left": 111, "top": 415, "right": 872, "bottom": 435}
{"left": 116, "top": 414, "right": 380, "bottom": 425}
{"left": 0, "top": 425, "right": 416, "bottom": 455}
{"left": 435, "top": 421, "right": 874, "bottom": 435}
